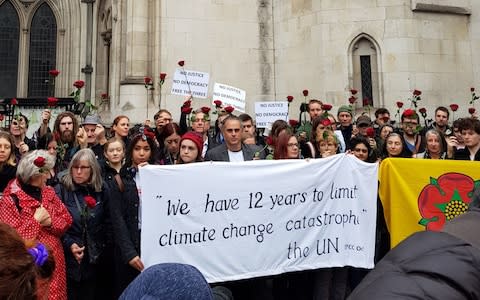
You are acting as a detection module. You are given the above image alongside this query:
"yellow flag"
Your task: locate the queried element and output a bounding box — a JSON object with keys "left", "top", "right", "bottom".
{"left": 379, "top": 158, "right": 480, "bottom": 248}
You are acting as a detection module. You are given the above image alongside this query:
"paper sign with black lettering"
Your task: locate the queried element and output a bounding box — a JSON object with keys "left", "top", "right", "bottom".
{"left": 171, "top": 68, "right": 210, "bottom": 98}
{"left": 139, "top": 155, "right": 378, "bottom": 283}
{"left": 254, "top": 101, "right": 289, "bottom": 128}
{"left": 212, "top": 82, "right": 246, "bottom": 112}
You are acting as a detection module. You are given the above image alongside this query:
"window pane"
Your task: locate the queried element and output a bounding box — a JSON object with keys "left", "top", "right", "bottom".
{"left": 28, "top": 3, "right": 57, "bottom": 97}
{"left": 360, "top": 55, "right": 373, "bottom": 106}
{"left": 0, "top": 0, "right": 19, "bottom": 98}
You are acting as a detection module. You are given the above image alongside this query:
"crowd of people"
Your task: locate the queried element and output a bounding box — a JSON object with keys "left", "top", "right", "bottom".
{"left": 0, "top": 96, "right": 479, "bottom": 299}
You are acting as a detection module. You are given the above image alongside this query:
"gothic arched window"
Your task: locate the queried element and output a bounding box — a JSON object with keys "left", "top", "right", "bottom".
{"left": 28, "top": 2, "right": 57, "bottom": 97}
{"left": 0, "top": 0, "right": 19, "bottom": 98}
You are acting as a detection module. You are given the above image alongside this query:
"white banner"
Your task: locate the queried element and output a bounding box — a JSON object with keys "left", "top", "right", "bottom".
{"left": 254, "top": 101, "right": 289, "bottom": 128}
{"left": 171, "top": 68, "right": 210, "bottom": 99}
{"left": 140, "top": 155, "right": 378, "bottom": 283}
{"left": 212, "top": 82, "right": 246, "bottom": 112}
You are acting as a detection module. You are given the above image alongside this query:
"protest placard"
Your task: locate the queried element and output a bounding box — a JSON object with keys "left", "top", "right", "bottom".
{"left": 140, "top": 155, "right": 378, "bottom": 283}
{"left": 212, "top": 83, "right": 246, "bottom": 112}
{"left": 254, "top": 101, "right": 289, "bottom": 128}
{"left": 171, "top": 68, "right": 210, "bottom": 98}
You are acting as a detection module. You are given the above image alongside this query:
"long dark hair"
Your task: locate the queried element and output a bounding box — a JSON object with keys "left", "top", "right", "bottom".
{"left": 125, "top": 130, "right": 158, "bottom": 167}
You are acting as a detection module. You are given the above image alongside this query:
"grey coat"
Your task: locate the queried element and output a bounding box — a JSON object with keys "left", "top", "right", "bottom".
{"left": 204, "top": 143, "right": 265, "bottom": 161}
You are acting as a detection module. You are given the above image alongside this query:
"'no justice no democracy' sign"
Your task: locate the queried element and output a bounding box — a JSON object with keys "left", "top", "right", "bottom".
{"left": 139, "top": 155, "right": 378, "bottom": 283}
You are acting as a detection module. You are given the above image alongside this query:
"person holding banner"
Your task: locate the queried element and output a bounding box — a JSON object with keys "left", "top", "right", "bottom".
{"left": 274, "top": 132, "right": 300, "bottom": 159}
{"left": 380, "top": 133, "right": 413, "bottom": 159}
{"left": 107, "top": 128, "right": 158, "bottom": 297}
{"left": 177, "top": 132, "right": 204, "bottom": 164}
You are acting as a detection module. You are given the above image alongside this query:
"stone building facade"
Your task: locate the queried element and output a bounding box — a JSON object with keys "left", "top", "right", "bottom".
{"left": 1, "top": 0, "right": 479, "bottom": 124}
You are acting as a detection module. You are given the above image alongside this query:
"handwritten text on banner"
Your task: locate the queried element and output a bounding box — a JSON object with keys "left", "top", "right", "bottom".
{"left": 140, "top": 155, "right": 378, "bottom": 283}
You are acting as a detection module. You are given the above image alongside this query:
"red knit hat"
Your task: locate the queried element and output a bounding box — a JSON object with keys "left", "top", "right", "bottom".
{"left": 181, "top": 132, "right": 204, "bottom": 154}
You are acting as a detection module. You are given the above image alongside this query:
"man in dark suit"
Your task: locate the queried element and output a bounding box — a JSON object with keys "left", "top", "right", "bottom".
{"left": 205, "top": 115, "right": 265, "bottom": 161}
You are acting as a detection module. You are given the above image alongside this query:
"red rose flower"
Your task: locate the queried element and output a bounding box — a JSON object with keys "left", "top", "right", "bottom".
{"left": 144, "top": 131, "right": 156, "bottom": 140}
{"left": 289, "top": 119, "right": 299, "bottom": 127}
{"left": 286, "top": 95, "right": 294, "bottom": 103}
{"left": 181, "top": 107, "right": 193, "bottom": 114}
{"left": 144, "top": 77, "right": 152, "bottom": 85}
{"left": 11, "top": 98, "right": 18, "bottom": 105}
{"left": 366, "top": 127, "right": 375, "bottom": 138}
{"left": 48, "top": 69, "right": 60, "bottom": 77}
{"left": 321, "top": 104, "right": 333, "bottom": 111}
{"left": 362, "top": 98, "right": 370, "bottom": 106}
{"left": 201, "top": 106, "right": 211, "bottom": 114}
{"left": 178, "top": 60, "right": 185, "bottom": 67}
{"left": 33, "top": 157, "right": 46, "bottom": 168}
{"left": 159, "top": 73, "right": 167, "bottom": 80}
{"left": 213, "top": 100, "right": 222, "bottom": 107}
{"left": 101, "top": 93, "right": 108, "bottom": 99}
{"left": 403, "top": 109, "right": 415, "bottom": 118}
{"left": 265, "top": 136, "right": 274, "bottom": 146}
{"left": 320, "top": 119, "right": 332, "bottom": 127}
{"left": 471, "top": 87, "right": 475, "bottom": 92}
{"left": 348, "top": 96, "right": 356, "bottom": 104}
{"left": 224, "top": 106, "right": 235, "bottom": 114}
{"left": 350, "top": 89, "right": 358, "bottom": 95}
{"left": 396, "top": 101, "right": 404, "bottom": 108}
{"left": 183, "top": 100, "right": 192, "bottom": 108}
{"left": 419, "top": 107, "right": 427, "bottom": 114}
{"left": 73, "top": 80, "right": 85, "bottom": 89}
{"left": 47, "top": 97, "right": 58, "bottom": 107}
{"left": 0, "top": 114, "right": 3, "bottom": 121}
{"left": 449, "top": 104, "right": 459, "bottom": 112}
{"left": 413, "top": 89, "right": 422, "bottom": 96}
{"left": 302, "top": 90, "right": 309, "bottom": 97}
{"left": 469, "top": 107, "right": 476, "bottom": 115}
{"left": 84, "top": 195, "right": 97, "bottom": 209}
{"left": 418, "top": 173, "right": 474, "bottom": 231}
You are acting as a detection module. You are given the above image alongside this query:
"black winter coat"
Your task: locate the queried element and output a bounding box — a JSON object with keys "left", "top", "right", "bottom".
{"left": 105, "top": 165, "right": 141, "bottom": 264}
{"left": 349, "top": 229, "right": 480, "bottom": 300}
{"left": 55, "top": 184, "right": 107, "bottom": 282}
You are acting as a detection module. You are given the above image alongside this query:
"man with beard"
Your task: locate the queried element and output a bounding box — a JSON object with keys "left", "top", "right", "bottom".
{"left": 400, "top": 109, "right": 425, "bottom": 155}
{"left": 53, "top": 111, "right": 85, "bottom": 171}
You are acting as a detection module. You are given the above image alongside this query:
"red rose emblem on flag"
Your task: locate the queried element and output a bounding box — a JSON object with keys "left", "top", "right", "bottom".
{"left": 418, "top": 173, "right": 476, "bottom": 231}
{"left": 73, "top": 80, "right": 85, "bottom": 89}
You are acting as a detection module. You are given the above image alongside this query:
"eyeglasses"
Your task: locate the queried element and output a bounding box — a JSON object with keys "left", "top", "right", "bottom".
{"left": 353, "top": 148, "right": 368, "bottom": 153}
{"left": 287, "top": 143, "right": 299, "bottom": 148}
